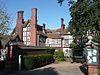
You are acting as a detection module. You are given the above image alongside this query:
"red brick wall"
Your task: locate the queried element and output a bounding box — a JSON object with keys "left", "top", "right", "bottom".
{"left": 30, "top": 8, "right": 37, "bottom": 46}
{"left": 88, "top": 65, "right": 98, "bottom": 75}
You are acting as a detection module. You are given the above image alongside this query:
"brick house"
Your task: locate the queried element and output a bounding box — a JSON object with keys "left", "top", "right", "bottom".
{"left": 0, "top": 7, "right": 73, "bottom": 70}
{"left": 1, "top": 8, "right": 73, "bottom": 60}
{"left": 0, "top": 8, "right": 48, "bottom": 70}
{"left": 12, "top": 8, "right": 47, "bottom": 46}
{"left": 12, "top": 8, "right": 73, "bottom": 57}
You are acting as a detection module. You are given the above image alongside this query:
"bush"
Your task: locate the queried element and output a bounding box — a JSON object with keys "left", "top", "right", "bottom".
{"left": 24, "top": 55, "right": 33, "bottom": 69}
{"left": 53, "top": 51, "right": 65, "bottom": 62}
{"left": 24, "top": 54, "right": 53, "bottom": 70}
{"left": 47, "top": 47, "right": 55, "bottom": 54}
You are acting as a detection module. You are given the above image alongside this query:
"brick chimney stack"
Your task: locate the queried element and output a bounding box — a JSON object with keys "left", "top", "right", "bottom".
{"left": 16, "top": 11, "right": 24, "bottom": 41}
{"left": 42, "top": 24, "right": 46, "bottom": 34}
{"left": 61, "top": 18, "right": 65, "bottom": 30}
{"left": 30, "top": 8, "right": 37, "bottom": 46}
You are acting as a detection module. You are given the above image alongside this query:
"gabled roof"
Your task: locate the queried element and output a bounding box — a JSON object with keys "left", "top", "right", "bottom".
{"left": 0, "top": 34, "right": 22, "bottom": 48}
{"left": 0, "top": 34, "right": 11, "bottom": 48}
{"left": 46, "top": 28, "right": 67, "bottom": 34}
{"left": 23, "top": 19, "right": 30, "bottom": 28}
{"left": 46, "top": 29, "right": 52, "bottom": 33}
{"left": 11, "top": 27, "right": 16, "bottom": 35}
{"left": 37, "top": 31, "right": 47, "bottom": 37}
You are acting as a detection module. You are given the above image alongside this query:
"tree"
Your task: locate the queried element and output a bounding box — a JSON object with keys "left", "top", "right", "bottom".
{"left": 58, "top": 0, "right": 75, "bottom": 6}
{"left": 0, "top": 1, "right": 11, "bottom": 35}
{"left": 70, "top": 0, "right": 100, "bottom": 46}
{"left": 58, "top": 0, "right": 100, "bottom": 47}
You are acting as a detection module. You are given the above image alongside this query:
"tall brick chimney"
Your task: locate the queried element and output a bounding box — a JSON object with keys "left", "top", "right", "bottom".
{"left": 61, "top": 18, "right": 65, "bottom": 30}
{"left": 30, "top": 8, "right": 37, "bottom": 46}
{"left": 16, "top": 11, "right": 24, "bottom": 41}
{"left": 42, "top": 24, "right": 46, "bottom": 34}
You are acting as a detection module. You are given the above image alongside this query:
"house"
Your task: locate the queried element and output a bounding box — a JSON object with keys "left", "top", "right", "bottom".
{"left": 12, "top": 8, "right": 73, "bottom": 57}
{"left": 12, "top": 8, "right": 47, "bottom": 46}
{"left": 0, "top": 33, "right": 22, "bottom": 61}
{"left": 45, "top": 18, "right": 73, "bottom": 57}
{"left": 0, "top": 8, "right": 73, "bottom": 61}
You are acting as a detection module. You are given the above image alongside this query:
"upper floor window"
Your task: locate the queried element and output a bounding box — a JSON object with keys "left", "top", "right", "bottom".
{"left": 26, "top": 26, "right": 30, "bottom": 31}
{"left": 47, "top": 39, "right": 49, "bottom": 44}
{"left": 23, "top": 28, "right": 26, "bottom": 31}
{"left": 52, "top": 39, "right": 55, "bottom": 44}
{"left": 23, "top": 37, "right": 26, "bottom": 41}
{"left": 57, "top": 39, "right": 61, "bottom": 44}
{"left": 27, "top": 32, "right": 30, "bottom": 36}
{"left": 23, "top": 32, "right": 26, "bottom": 36}
{"left": 64, "top": 39, "right": 69, "bottom": 44}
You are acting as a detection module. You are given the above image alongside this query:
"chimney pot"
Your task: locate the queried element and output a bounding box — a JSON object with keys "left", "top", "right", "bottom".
{"left": 17, "top": 11, "right": 24, "bottom": 19}
{"left": 61, "top": 18, "right": 65, "bottom": 30}
{"left": 43, "top": 24, "right": 45, "bottom": 29}
{"left": 61, "top": 18, "right": 64, "bottom": 25}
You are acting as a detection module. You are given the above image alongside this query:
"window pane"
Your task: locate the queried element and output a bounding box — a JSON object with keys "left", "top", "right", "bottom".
{"left": 26, "top": 37, "right": 30, "bottom": 41}
{"left": 27, "top": 32, "right": 30, "bottom": 36}
{"left": 23, "top": 28, "right": 26, "bottom": 31}
{"left": 23, "top": 37, "right": 26, "bottom": 41}
{"left": 24, "top": 42, "right": 26, "bottom": 45}
{"left": 27, "top": 42, "right": 30, "bottom": 45}
{"left": 23, "top": 32, "right": 26, "bottom": 36}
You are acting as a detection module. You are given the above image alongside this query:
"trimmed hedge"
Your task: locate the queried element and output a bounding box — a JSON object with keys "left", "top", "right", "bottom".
{"left": 24, "top": 54, "right": 53, "bottom": 70}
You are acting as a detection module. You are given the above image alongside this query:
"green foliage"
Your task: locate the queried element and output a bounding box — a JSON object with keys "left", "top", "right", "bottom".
{"left": 53, "top": 51, "right": 65, "bottom": 62}
{"left": 70, "top": 0, "right": 100, "bottom": 35}
{"left": 67, "top": 0, "right": 100, "bottom": 49}
{"left": 24, "top": 54, "right": 54, "bottom": 70}
{"left": 57, "top": 0, "right": 75, "bottom": 6}
{"left": 57, "top": 0, "right": 100, "bottom": 49}
{"left": 24, "top": 55, "right": 33, "bottom": 69}
{"left": 47, "top": 47, "right": 55, "bottom": 54}
{"left": 93, "top": 35, "right": 100, "bottom": 49}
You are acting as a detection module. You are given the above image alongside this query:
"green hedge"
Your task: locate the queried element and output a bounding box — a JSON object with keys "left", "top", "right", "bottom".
{"left": 24, "top": 54, "right": 54, "bottom": 70}
{"left": 53, "top": 51, "right": 65, "bottom": 62}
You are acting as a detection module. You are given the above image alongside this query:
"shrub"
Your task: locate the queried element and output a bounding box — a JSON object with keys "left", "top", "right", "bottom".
{"left": 47, "top": 47, "right": 55, "bottom": 54}
{"left": 53, "top": 51, "right": 65, "bottom": 62}
{"left": 24, "top": 55, "right": 33, "bottom": 69}
{"left": 24, "top": 54, "right": 53, "bottom": 70}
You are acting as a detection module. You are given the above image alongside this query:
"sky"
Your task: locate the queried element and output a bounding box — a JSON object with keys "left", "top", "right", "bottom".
{"left": 1, "top": 0, "right": 71, "bottom": 30}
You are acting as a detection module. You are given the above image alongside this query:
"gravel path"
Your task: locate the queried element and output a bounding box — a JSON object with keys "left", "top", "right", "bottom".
{"left": 0, "top": 62, "right": 84, "bottom": 75}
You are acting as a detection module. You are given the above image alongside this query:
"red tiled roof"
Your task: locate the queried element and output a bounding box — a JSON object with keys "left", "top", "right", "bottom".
{"left": 46, "top": 33, "right": 61, "bottom": 39}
